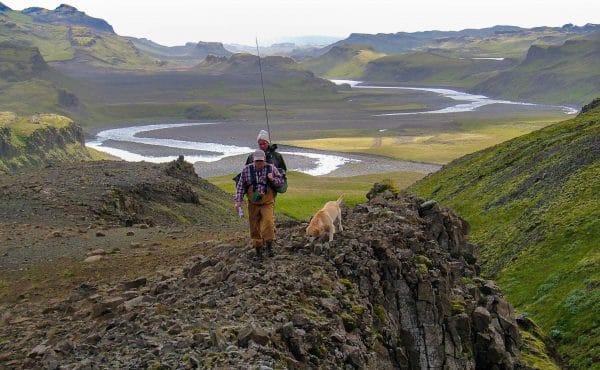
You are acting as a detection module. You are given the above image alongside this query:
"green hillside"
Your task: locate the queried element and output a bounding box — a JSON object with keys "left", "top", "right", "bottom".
{"left": 472, "top": 35, "right": 600, "bottom": 106}
{"left": 0, "top": 42, "right": 84, "bottom": 118}
{"left": 0, "top": 111, "right": 93, "bottom": 172}
{"left": 410, "top": 100, "right": 600, "bottom": 368}
{"left": 0, "top": 5, "right": 157, "bottom": 68}
{"left": 301, "top": 44, "right": 385, "bottom": 78}
{"left": 362, "top": 51, "right": 516, "bottom": 88}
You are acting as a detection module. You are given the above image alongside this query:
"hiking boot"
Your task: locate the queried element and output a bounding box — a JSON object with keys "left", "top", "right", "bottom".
{"left": 253, "top": 246, "right": 263, "bottom": 260}
{"left": 265, "top": 241, "right": 275, "bottom": 257}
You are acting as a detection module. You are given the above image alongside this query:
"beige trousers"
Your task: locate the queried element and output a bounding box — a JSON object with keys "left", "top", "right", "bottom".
{"left": 247, "top": 187, "right": 275, "bottom": 248}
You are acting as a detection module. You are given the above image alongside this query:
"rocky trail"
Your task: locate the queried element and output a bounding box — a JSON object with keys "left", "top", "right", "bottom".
{"left": 1, "top": 186, "right": 531, "bottom": 369}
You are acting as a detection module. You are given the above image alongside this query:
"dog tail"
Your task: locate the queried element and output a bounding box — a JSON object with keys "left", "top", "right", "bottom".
{"left": 336, "top": 194, "right": 344, "bottom": 205}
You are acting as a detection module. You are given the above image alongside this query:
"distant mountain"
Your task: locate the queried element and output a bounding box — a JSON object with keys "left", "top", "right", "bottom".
{"left": 301, "top": 44, "right": 385, "bottom": 78}
{"left": 326, "top": 26, "right": 524, "bottom": 54}
{"left": 224, "top": 42, "right": 322, "bottom": 59}
{"left": 271, "top": 35, "right": 343, "bottom": 46}
{"left": 410, "top": 100, "right": 600, "bottom": 368}
{"left": 472, "top": 33, "right": 600, "bottom": 106}
{"left": 362, "top": 51, "right": 517, "bottom": 88}
{"left": 21, "top": 4, "right": 114, "bottom": 33}
{"left": 196, "top": 53, "right": 336, "bottom": 92}
{"left": 324, "top": 24, "right": 600, "bottom": 58}
{"left": 0, "top": 5, "right": 156, "bottom": 68}
{"left": 128, "top": 38, "right": 232, "bottom": 63}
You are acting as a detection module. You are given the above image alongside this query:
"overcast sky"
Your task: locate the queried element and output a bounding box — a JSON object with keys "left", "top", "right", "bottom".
{"left": 5, "top": 0, "right": 600, "bottom": 46}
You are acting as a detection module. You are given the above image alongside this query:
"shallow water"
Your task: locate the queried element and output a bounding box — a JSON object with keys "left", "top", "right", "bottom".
{"left": 87, "top": 81, "right": 573, "bottom": 176}
{"left": 331, "top": 80, "right": 579, "bottom": 115}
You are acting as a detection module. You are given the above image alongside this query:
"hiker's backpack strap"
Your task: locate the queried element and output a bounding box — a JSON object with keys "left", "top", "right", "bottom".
{"left": 249, "top": 163, "right": 257, "bottom": 192}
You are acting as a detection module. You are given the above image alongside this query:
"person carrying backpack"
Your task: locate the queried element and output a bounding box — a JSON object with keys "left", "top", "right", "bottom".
{"left": 235, "top": 149, "right": 284, "bottom": 259}
{"left": 246, "top": 130, "right": 288, "bottom": 192}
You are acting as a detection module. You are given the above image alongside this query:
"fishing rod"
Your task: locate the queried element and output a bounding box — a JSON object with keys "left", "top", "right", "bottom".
{"left": 255, "top": 38, "right": 271, "bottom": 142}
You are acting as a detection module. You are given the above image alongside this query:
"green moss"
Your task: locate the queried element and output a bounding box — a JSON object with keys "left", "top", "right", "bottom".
{"left": 415, "top": 255, "right": 432, "bottom": 266}
{"left": 63, "top": 271, "right": 75, "bottom": 278}
{"left": 320, "top": 289, "right": 333, "bottom": 298}
{"left": 151, "top": 203, "right": 191, "bottom": 224}
{"left": 339, "top": 278, "right": 354, "bottom": 291}
{"left": 461, "top": 277, "right": 475, "bottom": 285}
{"left": 373, "top": 305, "right": 386, "bottom": 322}
{"left": 147, "top": 363, "right": 164, "bottom": 370}
{"left": 520, "top": 329, "right": 561, "bottom": 370}
{"left": 352, "top": 305, "right": 365, "bottom": 316}
{"left": 417, "top": 263, "right": 428, "bottom": 274}
{"left": 340, "top": 312, "right": 357, "bottom": 332}
{"left": 450, "top": 297, "right": 466, "bottom": 314}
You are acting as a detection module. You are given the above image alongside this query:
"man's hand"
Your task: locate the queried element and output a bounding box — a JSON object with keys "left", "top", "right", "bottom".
{"left": 267, "top": 172, "right": 274, "bottom": 181}
{"left": 234, "top": 202, "right": 242, "bottom": 209}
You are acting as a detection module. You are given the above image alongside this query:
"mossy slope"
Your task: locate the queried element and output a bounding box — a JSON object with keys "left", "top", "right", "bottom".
{"left": 363, "top": 51, "right": 517, "bottom": 88}
{"left": 0, "top": 6, "right": 156, "bottom": 68}
{"left": 0, "top": 112, "right": 91, "bottom": 173}
{"left": 410, "top": 100, "right": 600, "bottom": 368}
{"left": 301, "top": 44, "right": 385, "bottom": 78}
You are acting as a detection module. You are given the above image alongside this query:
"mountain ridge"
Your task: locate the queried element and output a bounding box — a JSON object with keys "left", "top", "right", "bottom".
{"left": 328, "top": 24, "right": 600, "bottom": 56}
{"left": 21, "top": 4, "right": 114, "bottom": 34}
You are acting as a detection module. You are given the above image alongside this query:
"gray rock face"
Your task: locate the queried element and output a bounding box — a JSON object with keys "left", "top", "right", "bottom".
{"left": 0, "top": 191, "right": 526, "bottom": 369}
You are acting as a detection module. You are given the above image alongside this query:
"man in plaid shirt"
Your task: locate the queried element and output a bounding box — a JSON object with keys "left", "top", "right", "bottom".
{"left": 235, "top": 149, "right": 284, "bottom": 258}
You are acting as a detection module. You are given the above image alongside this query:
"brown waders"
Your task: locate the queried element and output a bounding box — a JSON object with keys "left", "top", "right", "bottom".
{"left": 247, "top": 186, "right": 275, "bottom": 257}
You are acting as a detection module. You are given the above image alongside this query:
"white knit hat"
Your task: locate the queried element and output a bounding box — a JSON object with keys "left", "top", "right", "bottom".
{"left": 257, "top": 130, "right": 270, "bottom": 143}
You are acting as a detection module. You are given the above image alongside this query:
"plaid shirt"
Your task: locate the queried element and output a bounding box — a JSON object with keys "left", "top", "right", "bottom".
{"left": 235, "top": 163, "right": 283, "bottom": 203}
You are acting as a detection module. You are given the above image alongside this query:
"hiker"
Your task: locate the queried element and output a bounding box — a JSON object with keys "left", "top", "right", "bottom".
{"left": 235, "top": 149, "right": 284, "bottom": 258}
{"left": 246, "top": 130, "right": 288, "bottom": 178}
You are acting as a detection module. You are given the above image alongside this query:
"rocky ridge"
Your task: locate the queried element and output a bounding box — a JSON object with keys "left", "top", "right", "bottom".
{"left": 0, "top": 187, "right": 527, "bottom": 369}
{"left": 21, "top": 5, "right": 115, "bottom": 34}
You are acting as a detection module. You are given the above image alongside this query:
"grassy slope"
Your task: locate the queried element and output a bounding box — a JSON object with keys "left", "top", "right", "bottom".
{"left": 409, "top": 105, "right": 600, "bottom": 368}
{"left": 209, "top": 170, "right": 424, "bottom": 221}
{"left": 472, "top": 35, "right": 600, "bottom": 106}
{"left": 0, "top": 42, "right": 85, "bottom": 119}
{"left": 0, "top": 10, "right": 74, "bottom": 61}
{"left": 301, "top": 45, "right": 386, "bottom": 79}
{"left": 0, "top": 112, "right": 93, "bottom": 172}
{"left": 0, "top": 9, "right": 156, "bottom": 68}
{"left": 282, "top": 114, "right": 564, "bottom": 164}
{"left": 430, "top": 29, "right": 577, "bottom": 59}
{"left": 362, "top": 51, "right": 517, "bottom": 89}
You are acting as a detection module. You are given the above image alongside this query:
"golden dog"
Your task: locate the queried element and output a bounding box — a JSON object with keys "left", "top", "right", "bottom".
{"left": 306, "top": 195, "right": 343, "bottom": 241}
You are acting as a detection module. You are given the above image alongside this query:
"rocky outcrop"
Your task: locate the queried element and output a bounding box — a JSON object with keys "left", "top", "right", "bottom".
{"left": 0, "top": 185, "right": 527, "bottom": 369}
{"left": 0, "top": 118, "right": 88, "bottom": 173}
{"left": 0, "top": 42, "right": 48, "bottom": 82}
{"left": 579, "top": 97, "right": 600, "bottom": 115}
